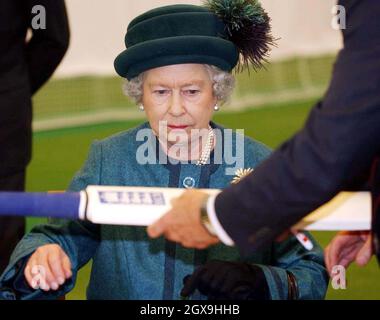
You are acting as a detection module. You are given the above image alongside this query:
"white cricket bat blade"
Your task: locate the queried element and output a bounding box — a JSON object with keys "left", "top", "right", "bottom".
{"left": 294, "top": 192, "right": 371, "bottom": 231}
{"left": 85, "top": 186, "right": 371, "bottom": 231}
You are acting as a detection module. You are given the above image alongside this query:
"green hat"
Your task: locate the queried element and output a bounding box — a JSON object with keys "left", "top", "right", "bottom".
{"left": 114, "top": 1, "right": 274, "bottom": 80}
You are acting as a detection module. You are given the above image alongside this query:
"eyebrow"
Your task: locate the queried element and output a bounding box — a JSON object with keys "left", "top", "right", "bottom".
{"left": 148, "top": 80, "right": 206, "bottom": 88}
{"left": 181, "top": 81, "right": 205, "bottom": 87}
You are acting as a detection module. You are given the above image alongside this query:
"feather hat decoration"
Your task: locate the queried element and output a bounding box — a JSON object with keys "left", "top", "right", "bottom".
{"left": 204, "top": 0, "right": 276, "bottom": 72}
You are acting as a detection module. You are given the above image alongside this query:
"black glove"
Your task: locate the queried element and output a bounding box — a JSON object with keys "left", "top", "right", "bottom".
{"left": 0, "top": 287, "right": 16, "bottom": 300}
{"left": 181, "top": 260, "right": 270, "bottom": 300}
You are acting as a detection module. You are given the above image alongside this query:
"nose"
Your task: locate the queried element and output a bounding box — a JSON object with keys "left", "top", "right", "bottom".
{"left": 168, "top": 90, "right": 186, "bottom": 117}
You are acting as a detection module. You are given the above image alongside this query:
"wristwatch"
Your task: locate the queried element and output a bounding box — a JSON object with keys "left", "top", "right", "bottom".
{"left": 200, "top": 195, "right": 217, "bottom": 236}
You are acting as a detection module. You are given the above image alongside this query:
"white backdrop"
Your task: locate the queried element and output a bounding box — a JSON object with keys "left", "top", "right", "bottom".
{"left": 54, "top": 0, "right": 342, "bottom": 77}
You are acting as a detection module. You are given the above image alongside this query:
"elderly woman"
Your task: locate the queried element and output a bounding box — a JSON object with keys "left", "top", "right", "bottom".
{"left": 0, "top": 1, "right": 328, "bottom": 300}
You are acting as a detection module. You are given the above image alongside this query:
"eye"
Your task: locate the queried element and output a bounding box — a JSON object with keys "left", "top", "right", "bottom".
{"left": 183, "top": 89, "right": 200, "bottom": 96}
{"left": 154, "top": 89, "right": 170, "bottom": 95}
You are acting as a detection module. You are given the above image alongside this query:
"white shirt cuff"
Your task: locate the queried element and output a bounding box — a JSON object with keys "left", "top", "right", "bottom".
{"left": 207, "top": 193, "right": 235, "bottom": 246}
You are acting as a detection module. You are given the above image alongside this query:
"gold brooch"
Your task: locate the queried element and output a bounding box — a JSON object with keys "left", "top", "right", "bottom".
{"left": 231, "top": 168, "right": 254, "bottom": 184}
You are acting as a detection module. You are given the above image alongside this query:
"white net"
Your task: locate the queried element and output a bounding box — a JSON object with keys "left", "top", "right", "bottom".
{"left": 33, "top": 0, "right": 342, "bottom": 131}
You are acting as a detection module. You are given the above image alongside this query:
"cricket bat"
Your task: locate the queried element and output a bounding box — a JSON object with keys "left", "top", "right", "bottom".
{"left": 0, "top": 185, "right": 372, "bottom": 231}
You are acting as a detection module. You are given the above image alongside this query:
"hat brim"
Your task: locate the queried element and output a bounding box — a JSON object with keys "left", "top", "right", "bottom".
{"left": 114, "top": 36, "right": 239, "bottom": 80}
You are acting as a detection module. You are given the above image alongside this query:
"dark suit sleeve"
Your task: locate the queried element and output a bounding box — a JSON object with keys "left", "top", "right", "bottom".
{"left": 25, "top": 0, "right": 70, "bottom": 94}
{"left": 215, "top": 0, "right": 380, "bottom": 255}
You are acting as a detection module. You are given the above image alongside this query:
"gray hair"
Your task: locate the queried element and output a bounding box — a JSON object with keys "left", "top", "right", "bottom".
{"left": 122, "top": 64, "right": 235, "bottom": 106}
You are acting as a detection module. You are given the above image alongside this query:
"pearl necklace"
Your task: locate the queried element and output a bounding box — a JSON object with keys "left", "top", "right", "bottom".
{"left": 196, "top": 125, "right": 214, "bottom": 166}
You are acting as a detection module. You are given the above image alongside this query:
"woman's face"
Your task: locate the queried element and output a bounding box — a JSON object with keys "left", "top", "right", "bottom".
{"left": 142, "top": 64, "right": 217, "bottom": 145}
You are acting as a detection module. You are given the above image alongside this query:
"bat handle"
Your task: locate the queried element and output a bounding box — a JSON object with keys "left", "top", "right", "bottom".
{"left": 0, "top": 191, "right": 86, "bottom": 220}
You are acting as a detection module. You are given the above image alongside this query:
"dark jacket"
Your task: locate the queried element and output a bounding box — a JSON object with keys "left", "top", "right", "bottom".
{"left": 0, "top": 0, "right": 70, "bottom": 176}
{"left": 371, "top": 158, "right": 380, "bottom": 261}
{"left": 215, "top": 0, "right": 380, "bottom": 255}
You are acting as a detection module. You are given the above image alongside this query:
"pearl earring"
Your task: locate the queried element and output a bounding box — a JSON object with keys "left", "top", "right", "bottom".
{"left": 214, "top": 104, "right": 220, "bottom": 111}
{"left": 139, "top": 105, "right": 145, "bottom": 111}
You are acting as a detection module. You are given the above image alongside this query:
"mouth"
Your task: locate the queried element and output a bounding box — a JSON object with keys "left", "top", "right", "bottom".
{"left": 167, "top": 125, "right": 189, "bottom": 130}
